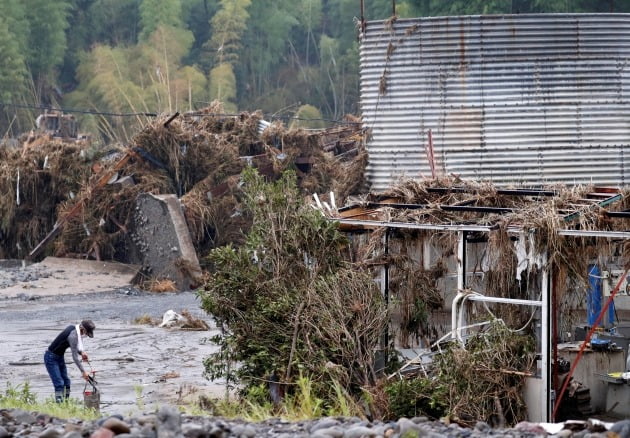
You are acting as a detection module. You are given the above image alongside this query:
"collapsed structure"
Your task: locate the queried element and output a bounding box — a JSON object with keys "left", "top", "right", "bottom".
{"left": 0, "top": 104, "right": 368, "bottom": 289}
{"left": 354, "top": 11, "right": 630, "bottom": 423}
{"left": 1, "top": 9, "right": 630, "bottom": 427}
{"left": 325, "top": 178, "right": 630, "bottom": 422}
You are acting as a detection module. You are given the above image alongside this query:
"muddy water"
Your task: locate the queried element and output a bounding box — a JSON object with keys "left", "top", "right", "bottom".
{"left": 0, "top": 289, "right": 226, "bottom": 415}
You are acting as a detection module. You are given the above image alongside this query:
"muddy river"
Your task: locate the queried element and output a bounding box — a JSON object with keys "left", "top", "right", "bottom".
{"left": 0, "top": 259, "right": 225, "bottom": 415}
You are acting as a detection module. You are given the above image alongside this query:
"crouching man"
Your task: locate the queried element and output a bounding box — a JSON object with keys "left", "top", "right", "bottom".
{"left": 44, "top": 320, "right": 95, "bottom": 402}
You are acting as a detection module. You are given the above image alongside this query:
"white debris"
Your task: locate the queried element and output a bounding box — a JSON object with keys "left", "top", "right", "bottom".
{"left": 159, "top": 309, "right": 184, "bottom": 328}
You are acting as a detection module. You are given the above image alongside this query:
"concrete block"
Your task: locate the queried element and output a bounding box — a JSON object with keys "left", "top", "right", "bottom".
{"left": 130, "top": 193, "right": 202, "bottom": 291}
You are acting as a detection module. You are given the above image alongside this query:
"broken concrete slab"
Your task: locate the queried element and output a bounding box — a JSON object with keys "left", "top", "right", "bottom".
{"left": 0, "top": 257, "right": 139, "bottom": 299}
{"left": 130, "top": 193, "right": 202, "bottom": 291}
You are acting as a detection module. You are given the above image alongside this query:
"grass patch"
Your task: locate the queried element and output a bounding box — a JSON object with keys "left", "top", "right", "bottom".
{"left": 0, "top": 382, "right": 100, "bottom": 421}
{"left": 191, "top": 375, "right": 364, "bottom": 421}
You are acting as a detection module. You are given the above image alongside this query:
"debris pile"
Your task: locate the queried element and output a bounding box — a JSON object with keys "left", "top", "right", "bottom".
{"left": 0, "top": 104, "right": 368, "bottom": 280}
{"left": 0, "top": 141, "right": 91, "bottom": 259}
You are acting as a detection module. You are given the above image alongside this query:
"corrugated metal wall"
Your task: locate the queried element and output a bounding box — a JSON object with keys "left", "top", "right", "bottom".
{"left": 360, "top": 14, "right": 630, "bottom": 191}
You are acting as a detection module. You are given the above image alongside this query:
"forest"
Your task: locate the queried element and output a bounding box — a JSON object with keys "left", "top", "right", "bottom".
{"left": 0, "top": 0, "right": 626, "bottom": 143}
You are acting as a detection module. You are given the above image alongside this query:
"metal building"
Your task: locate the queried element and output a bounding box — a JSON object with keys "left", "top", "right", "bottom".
{"left": 360, "top": 14, "right": 630, "bottom": 191}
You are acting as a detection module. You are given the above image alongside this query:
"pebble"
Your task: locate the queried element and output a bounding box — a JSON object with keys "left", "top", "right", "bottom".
{"left": 1, "top": 406, "right": 630, "bottom": 437}
{"left": 40, "top": 426, "right": 64, "bottom": 438}
{"left": 102, "top": 416, "right": 131, "bottom": 434}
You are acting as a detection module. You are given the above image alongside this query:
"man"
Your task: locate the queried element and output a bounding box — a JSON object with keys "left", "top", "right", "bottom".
{"left": 44, "top": 320, "right": 95, "bottom": 402}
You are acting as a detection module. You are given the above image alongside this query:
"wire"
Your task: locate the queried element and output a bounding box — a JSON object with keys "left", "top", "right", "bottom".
{"left": 1, "top": 101, "right": 361, "bottom": 126}
{"left": 0, "top": 101, "right": 157, "bottom": 118}
{"left": 184, "top": 110, "right": 361, "bottom": 126}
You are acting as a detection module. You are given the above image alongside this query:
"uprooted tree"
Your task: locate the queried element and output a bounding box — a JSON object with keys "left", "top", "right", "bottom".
{"left": 198, "top": 168, "right": 388, "bottom": 407}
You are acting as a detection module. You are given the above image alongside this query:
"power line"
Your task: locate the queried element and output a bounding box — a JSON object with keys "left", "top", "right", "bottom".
{"left": 0, "top": 101, "right": 157, "bottom": 118}
{"left": 1, "top": 101, "right": 361, "bottom": 126}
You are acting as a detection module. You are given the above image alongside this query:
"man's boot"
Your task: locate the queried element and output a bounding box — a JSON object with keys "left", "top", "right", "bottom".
{"left": 54, "top": 391, "right": 64, "bottom": 403}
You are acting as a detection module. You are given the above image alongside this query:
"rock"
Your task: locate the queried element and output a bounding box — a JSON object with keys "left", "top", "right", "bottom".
{"left": 230, "top": 424, "right": 256, "bottom": 437}
{"left": 136, "top": 415, "right": 158, "bottom": 426}
{"left": 61, "top": 432, "right": 83, "bottom": 438}
{"left": 10, "top": 409, "right": 37, "bottom": 425}
{"left": 474, "top": 421, "right": 491, "bottom": 433}
{"left": 39, "top": 427, "right": 63, "bottom": 438}
{"left": 102, "top": 417, "right": 131, "bottom": 434}
{"left": 140, "top": 424, "right": 157, "bottom": 438}
{"left": 0, "top": 426, "right": 8, "bottom": 438}
{"left": 310, "top": 418, "right": 341, "bottom": 433}
{"left": 64, "top": 423, "right": 82, "bottom": 433}
{"left": 207, "top": 425, "right": 226, "bottom": 438}
{"left": 90, "top": 427, "right": 115, "bottom": 438}
{"left": 342, "top": 425, "right": 379, "bottom": 438}
{"left": 398, "top": 418, "right": 425, "bottom": 437}
{"left": 156, "top": 405, "right": 181, "bottom": 438}
{"left": 311, "top": 426, "right": 345, "bottom": 437}
{"left": 514, "top": 421, "right": 549, "bottom": 435}
{"left": 182, "top": 423, "right": 208, "bottom": 438}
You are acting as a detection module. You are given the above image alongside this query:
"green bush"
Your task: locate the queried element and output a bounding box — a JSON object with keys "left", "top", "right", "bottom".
{"left": 384, "top": 378, "right": 446, "bottom": 420}
{"left": 198, "top": 168, "right": 388, "bottom": 409}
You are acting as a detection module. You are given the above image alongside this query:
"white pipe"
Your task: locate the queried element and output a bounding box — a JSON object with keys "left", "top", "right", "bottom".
{"left": 456, "top": 231, "right": 466, "bottom": 340}
{"left": 541, "top": 251, "right": 550, "bottom": 422}
{"left": 466, "top": 295, "right": 542, "bottom": 307}
{"left": 451, "top": 291, "right": 466, "bottom": 341}
{"left": 312, "top": 193, "right": 323, "bottom": 210}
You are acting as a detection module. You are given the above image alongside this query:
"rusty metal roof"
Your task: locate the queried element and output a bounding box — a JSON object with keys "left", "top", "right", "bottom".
{"left": 360, "top": 14, "right": 630, "bottom": 191}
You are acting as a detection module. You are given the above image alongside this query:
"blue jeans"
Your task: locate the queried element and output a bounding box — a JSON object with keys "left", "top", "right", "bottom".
{"left": 44, "top": 350, "right": 71, "bottom": 402}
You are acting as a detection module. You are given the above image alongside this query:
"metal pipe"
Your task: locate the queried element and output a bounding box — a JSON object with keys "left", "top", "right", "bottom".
{"left": 552, "top": 268, "right": 559, "bottom": 400}
{"left": 456, "top": 231, "right": 467, "bottom": 340}
{"left": 451, "top": 291, "right": 466, "bottom": 341}
{"left": 333, "top": 218, "right": 630, "bottom": 239}
{"left": 465, "top": 295, "right": 542, "bottom": 306}
{"left": 383, "top": 228, "right": 390, "bottom": 350}
{"left": 541, "top": 252, "right": 550, "bottom": 422}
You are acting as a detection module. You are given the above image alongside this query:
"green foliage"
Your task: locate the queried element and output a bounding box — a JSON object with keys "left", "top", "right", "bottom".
{"left": 0, "top": 16, "right": 28, "bottom": 101}
{"left": 290, "top": 104, "right": 325, "bottom": 129}
{"left": 429, "top": 321, "right": 534, "bottom": 425}
{"left": 384, "top": 322, "right": 535, "bottom": 425}
{"left": 198, "top": 168, "right": 387, "bottom": 407}
{"left": 87, "top": 0, "right": 141, "bottom": 46}
{"left": 385, "top": 378, "right": 447, "bottom": 420}
{"left": 23, "top": 0, "right": 71, "bottom": 79}
{"left": 0, "top": 382, "right": 37, "bottom": 405}
{"left": 0, "top": 0, "right": 620, "bottom": 136}
{"left": 206, "top": 0, "right": 251, "bottom": 67}
{"left": 209, "top": 63, "right": 237, "bottom": 112}
{"left": 0, "top": 382, "right": 99, "bottom": 421}
{"left": 205, "top": 374, "right": 362, "bottom": 420}
{"left": 139, "top": 0, "right": 184, "bottom": 41}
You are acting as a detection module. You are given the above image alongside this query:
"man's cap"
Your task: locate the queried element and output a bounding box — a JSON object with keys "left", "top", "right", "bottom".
{"left": 81, "top": 319, "right": 95, "bottom": 338}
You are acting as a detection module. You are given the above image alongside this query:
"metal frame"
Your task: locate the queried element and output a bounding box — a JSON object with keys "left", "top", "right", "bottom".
{"left": 332, "top": 185, "right": 629, "bottom": 423}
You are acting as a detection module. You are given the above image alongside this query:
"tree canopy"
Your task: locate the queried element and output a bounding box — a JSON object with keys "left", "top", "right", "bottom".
{"left": 0, "top": 0, "right": 624, "bottom": 140}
